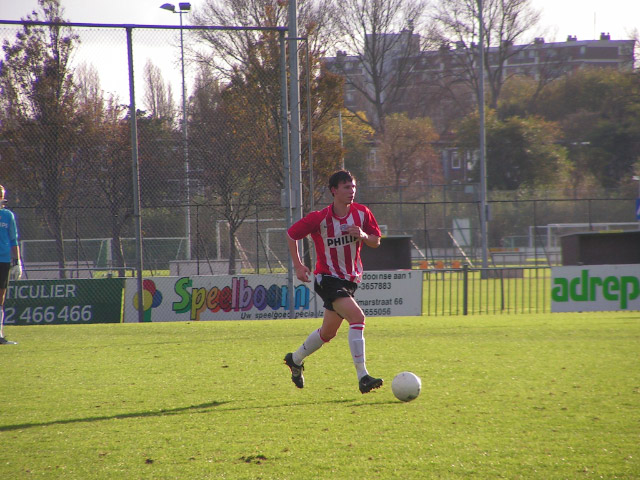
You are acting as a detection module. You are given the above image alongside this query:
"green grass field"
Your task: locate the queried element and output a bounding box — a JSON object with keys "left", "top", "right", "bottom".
{"left": 1, "top": 312, "right": 639, "bottom": 479}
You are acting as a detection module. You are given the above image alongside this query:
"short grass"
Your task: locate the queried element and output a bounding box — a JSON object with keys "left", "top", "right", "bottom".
{"left": 1, "top": 312, "right": 639, "bottom": 479}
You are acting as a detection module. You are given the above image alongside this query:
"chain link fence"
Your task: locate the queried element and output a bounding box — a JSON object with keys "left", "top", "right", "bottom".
{"left": 1, "top": 21, "right": 638, "bottom": 321}
{"left": 1, "top": 20, "right": 293, "bottom": 281}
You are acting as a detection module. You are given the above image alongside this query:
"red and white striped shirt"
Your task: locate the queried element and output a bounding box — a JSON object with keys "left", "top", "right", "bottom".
{"left": 287, "top": 202, "right": 381, "bottom": 283}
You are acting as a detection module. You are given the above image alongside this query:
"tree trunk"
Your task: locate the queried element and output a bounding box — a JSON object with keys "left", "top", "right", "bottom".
{"left": 228, "top": 226, "right": 237, "bottom": 275}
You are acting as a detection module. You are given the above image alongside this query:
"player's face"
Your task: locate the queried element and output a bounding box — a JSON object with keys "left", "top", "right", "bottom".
{"left": 333, "top": 180, "right": 356, "bottom": 204}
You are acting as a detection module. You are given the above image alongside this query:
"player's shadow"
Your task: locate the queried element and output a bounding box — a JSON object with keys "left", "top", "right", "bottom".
{"left": 0, "top": 400, "right": 227, "bottom": 432}
{"left": 1, "top": 397, "right": 399, "bottom": 432}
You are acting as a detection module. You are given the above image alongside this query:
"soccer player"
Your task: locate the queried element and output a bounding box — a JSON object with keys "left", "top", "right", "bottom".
{"left": 0, "top": 185, "right": 22, "bottom": 345}
{"left": 284, "top": 170, "right": 383, "bottom": 394}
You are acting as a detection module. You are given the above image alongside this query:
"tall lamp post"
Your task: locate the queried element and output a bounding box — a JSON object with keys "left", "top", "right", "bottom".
{"left": 633, "top": 175, "right": 640, "bottom": 229}
{"left": 477, "top": 0, "right": 489, "bottom": 270}
{"left": 160, "top": 2, "right": 191, "bottom": 260}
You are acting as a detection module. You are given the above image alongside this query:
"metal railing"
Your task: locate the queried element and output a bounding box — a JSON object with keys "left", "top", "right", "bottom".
{"left": 423, "top": 265, "right": 551, "bottom": 315}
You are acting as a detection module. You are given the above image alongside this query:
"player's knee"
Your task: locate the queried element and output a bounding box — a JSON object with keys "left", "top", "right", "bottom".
{"left": 349, "top": 311, "right": 365, "bottom": 325}
{"left": 319, "top": 327, "right": 336, "bottom": 342}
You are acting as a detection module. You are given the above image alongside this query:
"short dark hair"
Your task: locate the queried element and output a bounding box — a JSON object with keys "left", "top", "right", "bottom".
{"left": 328, "top": 170, "right": 355, "bottom": 192}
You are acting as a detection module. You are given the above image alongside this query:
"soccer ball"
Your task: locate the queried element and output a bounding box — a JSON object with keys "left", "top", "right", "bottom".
{"left": 391, "top": 371, "right": 421, "bottom": 402}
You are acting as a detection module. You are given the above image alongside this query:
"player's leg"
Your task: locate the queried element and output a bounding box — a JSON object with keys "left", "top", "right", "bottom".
{"left": 292, "top": 309, "right": 341, "bottom": 366}
{"left": 0, "top": 262, "right": 13, "bottom": 344}
{"left": 333, "top": 296, "right": 383, "bottom": 393}
{"left": 285, "top": 276, "right": 338, "bottom": 388}
{"left": 0, "top": 284, "right": 14, "bottom": 344}
{"left": 0, "top": 290, "right": 4, "bottom": 340}
{"left": 284, "top": 308, "right": 343, "bottom": 389}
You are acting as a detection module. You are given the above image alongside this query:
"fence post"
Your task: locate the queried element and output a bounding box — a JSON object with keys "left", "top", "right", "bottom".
{"left": 127, "top": 26, "right": 144, "bottom": 324}
{"left": 462, "top": 263, "right": 469, "bottom": 315}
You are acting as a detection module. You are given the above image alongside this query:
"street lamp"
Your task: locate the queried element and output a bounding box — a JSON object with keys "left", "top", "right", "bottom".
{"left": 160, "top": 2, "right": 191, "bottom": 261}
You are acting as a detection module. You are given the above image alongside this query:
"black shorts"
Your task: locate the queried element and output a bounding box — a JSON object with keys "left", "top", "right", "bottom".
{"left": 314, "top": 274, "right": 358, "bottom": 311}
{"left": 0, "top": 263, "right": 10, "bottom": 289}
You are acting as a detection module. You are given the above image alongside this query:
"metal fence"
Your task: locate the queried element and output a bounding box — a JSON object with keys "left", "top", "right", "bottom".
{"left": 423, "top": 265, "right": 551, "bottom": 315}
{"left": 1, "top": 20, "right": 292, "bottom": 281}
{"left": 1, "top": 20, "right": 638, "bottom": 319}
{"left": 10, "top": 194, "right": 637, "bottom": 280}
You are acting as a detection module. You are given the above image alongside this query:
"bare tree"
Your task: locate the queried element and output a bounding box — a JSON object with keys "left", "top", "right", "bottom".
{"left": 330, "top": 0, "right": 431, "bottom": 132}
{"left": 189, "top": 64, "right": 271, "bottom": 274}
{"left": 75, "top": 63, "right": 104, "bottom": 117}
{"left": 143, "top": 60, "right": 176, "bottom": 120}
{"left": 73, "top": 67, "right": 135, "bottom": 275}
{"left": 191, "top": 0, "right": 344, "bottom": 199}
{"left": 433, "top": 0, "right": 541, "bottom": 109}
{"left": 191, "top": 0, "right": 337, "bottom": 79}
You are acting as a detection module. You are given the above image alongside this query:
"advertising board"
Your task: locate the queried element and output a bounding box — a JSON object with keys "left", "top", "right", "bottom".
{"left": 4, "top": 278, "right": 125, "bottom": 325}
{"left": 551, "top": 264, "right": 640, "bottom": 312}
{"left": 123, "top": 271, "right": 422, "bottom": 322}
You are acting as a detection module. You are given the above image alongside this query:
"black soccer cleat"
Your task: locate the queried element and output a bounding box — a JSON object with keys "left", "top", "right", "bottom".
{"left": 284, "top": 353, "right": 304, "bottom": 389}
{"left": 359, "top": 375, "right": 383, "bottom": 394}
{"left": 0, "top": 336, "right": 17, "bottom": 345}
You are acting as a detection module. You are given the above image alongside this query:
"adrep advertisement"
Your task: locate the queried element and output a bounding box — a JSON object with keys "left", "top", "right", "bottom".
{"left": 123, "top": 271, "right": 422, "bottom": 322}
{"left": 551, "top": 264, "right": 640, "bottom": 312}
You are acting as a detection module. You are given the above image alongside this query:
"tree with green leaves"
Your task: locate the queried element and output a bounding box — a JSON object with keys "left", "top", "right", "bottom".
{"left": 526, "top": 68, "right": 640, "bottom": 191}
{"left": 320, "top": 109, "right": 375, "bottom": 187}
{"left": 375, "top": 113, "right": 441, "bottom": 191}
{"left": 0, "top": 0, "right": 80, "bottom": 277}
{"left": 457, "top": 110, "right": 568, "bottom": 190}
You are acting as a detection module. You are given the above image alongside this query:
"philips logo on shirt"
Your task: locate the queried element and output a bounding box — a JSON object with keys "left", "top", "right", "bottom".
{"left": 327, "top": 235, "right": 358, "bottom": 247}
{"left": 0, "top": 222, "right": 8, "bottom": 228}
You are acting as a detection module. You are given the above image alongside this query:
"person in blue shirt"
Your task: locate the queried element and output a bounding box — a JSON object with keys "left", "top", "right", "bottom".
{"left": 0, "top": 185, "right": 22, "bottom": 345}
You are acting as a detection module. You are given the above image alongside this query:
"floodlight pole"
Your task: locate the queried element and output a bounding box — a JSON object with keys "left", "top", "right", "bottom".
{"left": 478, "top": 0, "right": 489, "bottom": 270}
{"left": 288, "top": 0, "right": 303, "bottom": 224}
{"left": 633, "top": 175, "right": 640, "bottom": 229}
{"left": 126, "top": 27, "right": 145, "bottom": 324}
{"left": 161, "top": 2, "right": 191, "bottom": 260}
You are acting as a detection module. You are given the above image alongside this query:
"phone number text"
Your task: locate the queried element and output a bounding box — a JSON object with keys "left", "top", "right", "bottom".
{"left": 4, "top": 305, "right": 93, "bottom": 324}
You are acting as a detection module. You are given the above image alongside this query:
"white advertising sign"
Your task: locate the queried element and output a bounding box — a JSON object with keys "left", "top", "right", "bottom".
{"left": 551, "top": 264, "right": 640, "bottom": 312}
{"left": 123, "top": 270, "right": 422, "bottom": 322}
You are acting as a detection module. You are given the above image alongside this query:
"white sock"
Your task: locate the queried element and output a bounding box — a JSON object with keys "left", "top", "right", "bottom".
{"left": 349, "top": 322, "right": 369, "bottom": 380}
{"left": 0, "top": 308, "right": 3, "bottom": 338}
{"left": 293, "top": 328, "right": 325, "bottom": 365}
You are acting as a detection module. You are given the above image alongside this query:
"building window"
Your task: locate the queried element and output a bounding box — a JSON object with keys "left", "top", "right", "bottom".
{"left": 451, "top": 150, "right": 461, "bottom": 169}
{"left": 368, "top": 148, "right": 381, "bottom": 171}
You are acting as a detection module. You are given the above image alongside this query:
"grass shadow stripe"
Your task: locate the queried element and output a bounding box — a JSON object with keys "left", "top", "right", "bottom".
{"left": 0, "top": 400, "right": 228, "bottom": 432}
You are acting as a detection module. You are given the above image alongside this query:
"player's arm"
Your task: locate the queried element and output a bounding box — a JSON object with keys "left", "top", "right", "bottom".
{"left": 10, "top": 245, "right": 22, "bottom": 280}
{"left": 9, "top": 216, "right": 22, "bottom": 279}
{"left": 287, "top": 234, "right": 311, "bottom": 282}
{"left": 361, "top": 207, "right": 382, "bottom": 248}
{"left": 361, "top": 233, "right": 380, "bottom": 248}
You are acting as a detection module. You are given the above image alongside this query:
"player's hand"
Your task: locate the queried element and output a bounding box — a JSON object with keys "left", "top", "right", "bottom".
{"left": 294, "top": 264, "right": 311, "bottom": 282}
{"left": 10, "top": 260, "right": 22, "bottom": 280}
{"left": 346, "top": 225, "right": 368, "bottom": 241}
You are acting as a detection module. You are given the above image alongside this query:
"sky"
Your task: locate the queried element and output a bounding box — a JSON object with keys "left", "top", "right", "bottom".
{"left": 0, "top": 0, "right": 638, "bottom": 42}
